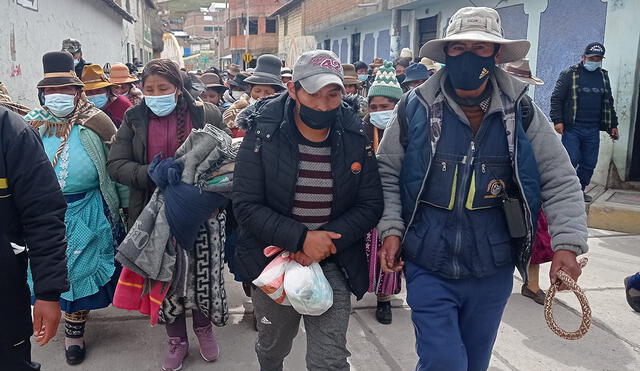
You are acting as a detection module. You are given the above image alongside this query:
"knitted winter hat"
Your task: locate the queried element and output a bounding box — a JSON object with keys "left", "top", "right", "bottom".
{"left": 368, "top": 61, "right": 403, "bottom": 101}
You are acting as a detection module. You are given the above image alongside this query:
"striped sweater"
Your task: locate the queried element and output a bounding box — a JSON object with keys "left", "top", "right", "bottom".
{"left": 292, "top": 141, "right": 333, "bottom": 230}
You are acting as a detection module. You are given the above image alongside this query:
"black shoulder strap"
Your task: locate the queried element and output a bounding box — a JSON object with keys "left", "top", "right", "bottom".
{"left": 397, "top": 91, "right": 411, "bottom": 149}
{"left": 519, "top": 94, "right": 534, "bottom": 132}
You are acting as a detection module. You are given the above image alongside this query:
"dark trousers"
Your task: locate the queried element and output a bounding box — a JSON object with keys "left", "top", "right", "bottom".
{"left": 251, "top": 262, "right": 352, "bottom": 371}
{"left": 562, "top": 123, "right": 601, "bottom": 190}
{"left": 405, "top": 261, "right": 514, "bottom": 371}
{"left": 0, "top": 339, "right": 41, "bottom": 371}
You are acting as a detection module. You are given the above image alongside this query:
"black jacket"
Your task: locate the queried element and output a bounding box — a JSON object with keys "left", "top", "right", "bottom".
{"left": 0, "top": 107, "right": 68, "bottom": 346}
{"left": 232, "top": 93, "right": 384, "bottom": 299}
{"left": 550, "top": 63, "right": 618, "bottom": 131}
{"left": 107, "top": 91, "right": 226, "bottom": 228}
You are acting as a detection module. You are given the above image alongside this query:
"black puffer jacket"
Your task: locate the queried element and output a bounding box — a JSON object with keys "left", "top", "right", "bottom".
{"left": 0, "top": 107, "right": 69, "bottom": 346}
{"left": 232, "top": 93, "right": 383, "bottom": 299}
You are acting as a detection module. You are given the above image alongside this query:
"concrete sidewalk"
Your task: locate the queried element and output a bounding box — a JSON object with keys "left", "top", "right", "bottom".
{"left": 32, "top": 229, "right": 640, "bottom": 370}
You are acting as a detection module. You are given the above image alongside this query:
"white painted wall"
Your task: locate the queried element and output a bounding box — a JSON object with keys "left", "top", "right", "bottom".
{"left": 0, "top": 0, "right": 128, "bottom": 108}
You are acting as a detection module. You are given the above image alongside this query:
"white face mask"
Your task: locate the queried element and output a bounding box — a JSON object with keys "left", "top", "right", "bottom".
{"left": 44, "top": 93, "right": 76, "bottom": 117}
{"left": 369, "top": 109, "right": 394, "bottom": 130}
{"left": 231, "top": 91, "right": 244, "bottom": 100}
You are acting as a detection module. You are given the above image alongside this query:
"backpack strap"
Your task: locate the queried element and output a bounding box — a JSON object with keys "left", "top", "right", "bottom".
{"left": 397, "top": 91, "right": 411, "bottom": 150}
{"left": 519, "top": 94, "right": 534, "bottom": 132}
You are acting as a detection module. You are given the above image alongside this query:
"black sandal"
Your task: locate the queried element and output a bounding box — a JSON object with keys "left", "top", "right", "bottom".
{"left": 376, "top": 301, "right": 392, "bottom": 325}
{"left": 65, "top": 343, "right": 86, "bottom": 365}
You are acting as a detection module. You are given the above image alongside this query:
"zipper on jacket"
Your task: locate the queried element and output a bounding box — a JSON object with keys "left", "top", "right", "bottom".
{"left": 452, "top": 139, "right": 476, "bottom": 278}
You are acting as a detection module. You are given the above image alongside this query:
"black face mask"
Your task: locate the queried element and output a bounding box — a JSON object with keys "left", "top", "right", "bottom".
{"left": 445, "top": 51, "right": 496, "bottom": 91}
{"left": 298, "top": 103, "right": 339, "bottom": 130}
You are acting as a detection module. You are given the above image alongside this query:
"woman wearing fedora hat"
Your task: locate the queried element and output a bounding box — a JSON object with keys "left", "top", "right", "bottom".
{"left": 108, "top": 63, "right": 141, "bottom": 105}
{"left": 81, "top": 64, "right": 133, "bottom": 128}
{"left": 224, "top": 55, "right": 285, "bottom": 138}
{"left": 199, "top": 72, "right": 228, "bottom": 110}
{"left": 23, "top": 51, "right": 128, "bottom": 365}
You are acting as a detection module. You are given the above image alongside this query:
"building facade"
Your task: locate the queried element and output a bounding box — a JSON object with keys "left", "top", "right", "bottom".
{"left": 277, "top": 0, "right": 639, "bottom": 186}
{"left": 0, "top": 0, "right": 152, "bottom": 107}
{"left": 226, "top": 0, "right": 283, "bottom": 67}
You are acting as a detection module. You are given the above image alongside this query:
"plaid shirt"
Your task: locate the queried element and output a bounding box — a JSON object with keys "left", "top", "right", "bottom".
{"left": 568, "top": 64, "right": 618, "bottom": 132}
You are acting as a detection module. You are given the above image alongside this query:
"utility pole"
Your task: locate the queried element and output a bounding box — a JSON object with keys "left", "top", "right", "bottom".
{"left": 244, "top": 0, "right": 249, "bottom": 69}
{"left": 390, "top": 8, "right": 402, "bottom": 60}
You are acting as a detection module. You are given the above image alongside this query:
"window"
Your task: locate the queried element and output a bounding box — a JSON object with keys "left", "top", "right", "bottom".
{"left": 126, "top": 42, "right": 130, "bottom": 62}
{"left": 351, "top": 33, "right": 361, "bottom": 63}
{"left": 228, "top": 19, "right": 237, "bottom": 36}
{"left": 323, "top": 39, "right": 331, "bottom": 50}
{"left": 248, "top": 18, "right": 258, "bottom": 35}
{"left": 283, "top": 16, "right": 288, "bottom": 36}
{"left": 204, "top": 26, "right": 214, "bottom": 32}
{"left": 418, "top": 16, "right": 438, "bottom": 50}
{"left": 266, "top": 18, "right": 277, "bottom": 34}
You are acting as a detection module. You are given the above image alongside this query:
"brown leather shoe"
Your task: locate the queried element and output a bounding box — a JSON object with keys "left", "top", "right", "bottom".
{"left": 521, "top": 284, "right": 546, "bottom": 305}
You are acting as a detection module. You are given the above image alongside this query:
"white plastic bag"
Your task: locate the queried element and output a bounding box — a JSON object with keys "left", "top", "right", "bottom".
{"left": 252, "top": 247, "right": 291, "bottom": 305}
{"left": 283, "top": 261, "right": 333, "bottom": 316}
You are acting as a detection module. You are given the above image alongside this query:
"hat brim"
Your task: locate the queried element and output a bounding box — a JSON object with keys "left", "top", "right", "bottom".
{"left": 343, "top": 77, "right": 361, "bottom": 86}
{"left": 37, "top": 76, "right": 84, "bottom": 89}
{"left": 281, "top": 73, "right": 293, "bottom": 78}
{"left": 298, "top": 74, "right": 345, "bottom": 94}
{"left": 83, "top": 81, "right": 114, "bottom": 91}
{"left": 110, "top": 76, "right": 139, "bottom": 84}
{"left": 511, "top": 75, "right": 544, "bottom": 86}
{"left": 402, "top": 76, "right": 428, "bottom": 85}
{"left": 584, "top": 54, "right": 605, "bottom": 58}
{"left": 244, "top": 75, "right": 285, "bottom": 90}
{"left": 205, "top": 84, "right": 228, "bottom": 91}
{"left": 419, "top": 32, "right": 531, "bottom": 64}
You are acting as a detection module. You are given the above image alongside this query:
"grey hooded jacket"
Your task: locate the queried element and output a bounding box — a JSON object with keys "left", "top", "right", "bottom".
{"left": 376, "top": 67, "right": 588, "bottom": 256}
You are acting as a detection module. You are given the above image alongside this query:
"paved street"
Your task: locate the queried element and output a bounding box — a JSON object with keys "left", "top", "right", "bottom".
{"left": 31, "top": 228, "right": 640, "bottom": 371}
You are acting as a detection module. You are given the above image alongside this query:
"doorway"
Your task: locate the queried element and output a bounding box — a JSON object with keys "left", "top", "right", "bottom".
{"left": 351, "top": 33, "right": 361, "bottom": 63}
{"left": 418, "top": 15, "right": 438, "bottom": 50}
{"left": 629, "top": 81, "right": 640, "bottom": 180}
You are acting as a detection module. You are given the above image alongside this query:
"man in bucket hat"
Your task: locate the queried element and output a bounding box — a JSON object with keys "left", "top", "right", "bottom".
{"left": 375, "top": 7, "right": 588, "bottom": 370}
{"left": 232, "top": 50, "right": 383, "bottom": 370}
{"left": 550, "top": 42, "right": 619, "bottom": 202}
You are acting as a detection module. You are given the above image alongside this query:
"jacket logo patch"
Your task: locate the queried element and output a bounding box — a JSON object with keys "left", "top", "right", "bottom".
{"left": 485, "top": 179, "right": 505, "bottom": 199}
{"left": 479, "top": 67, "right": 489, "bottom": 79}
{"left": 0, "top": 178, "right": 7, "bottom": 189}
{"left": 351, "top": 162, "right": 362, "bottom": 174}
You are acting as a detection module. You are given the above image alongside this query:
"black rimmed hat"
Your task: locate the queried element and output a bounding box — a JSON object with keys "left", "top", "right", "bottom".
{"left": 227, "top": 72, "right": 251, "bottom": 89}
{"left": 243, "top": 54, "right": 285, "bottom": 91}
{"left": 200, "top": 73, "right": 228, "bottom": 92}
{"left": 37, "top": 52, "right": 84, "bottom": 89}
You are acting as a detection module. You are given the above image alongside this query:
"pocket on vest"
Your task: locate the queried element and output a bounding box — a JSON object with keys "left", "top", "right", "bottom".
{"left": 466, "top": 159, "right": 512, "bottom": 210}
{"left": 419, "top": 155, "right": 461, "bottom": 210}
{"left": 488, "top": 233, "right": 512, "bottom": 266}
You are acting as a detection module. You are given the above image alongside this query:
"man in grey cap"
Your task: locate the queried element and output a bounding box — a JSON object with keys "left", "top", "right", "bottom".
{"left": 376, "top": 7, "right": 588, "bottom": 370}
{"left": 61, "top": 39, "right": 90, "bottom": 78}
{"left": 233, "top": 50, "right": 383, "bottom": 370}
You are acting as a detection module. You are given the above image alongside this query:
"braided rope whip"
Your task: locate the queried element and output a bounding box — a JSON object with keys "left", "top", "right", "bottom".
{"left": 544, "top": 258, "right": 591, "bottom": 340}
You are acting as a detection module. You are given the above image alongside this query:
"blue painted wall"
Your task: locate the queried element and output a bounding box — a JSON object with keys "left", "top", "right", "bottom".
{"left": 535, "top": 0, "right": 607, "bottom": 115}
{"left": 377, "top": 29, "right": 391, "bottom": 61}
{"left": 363, "top": 33, "right": 375, "bottom": 64}
{"left": 340, "top": 38, "right": 348, "bottom": 63}
{"left": 401, "top": 25, "right": 410, "bottom": 50}
{"left": 496, "top": 4, "right": 528, "bottom": 40}
{"left": 332, "top": 40, "right": 340, "bottom": 56}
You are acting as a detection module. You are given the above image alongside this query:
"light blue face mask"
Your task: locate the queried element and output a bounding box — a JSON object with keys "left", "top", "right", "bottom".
{"left": 44, "top": 93, "right": 76, "bottom": 117}
{"left": 357, "top": 74, "right": 369, "bottom": 82}
{"left": 583, "top": 61, "right": 602, "bottom": 72}
{"left": 88, "top": 93, "right": 108, "bottom": 109}
{"left": 145, "top": 91, "right": 177, "bottom": 117}
{"left": 370, "top": 109, "right": 394, "bottom": 130}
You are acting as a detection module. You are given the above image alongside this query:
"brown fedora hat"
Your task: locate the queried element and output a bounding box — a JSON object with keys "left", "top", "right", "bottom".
{"left": 109, "top": 63, "right": 139, "bottom": 84}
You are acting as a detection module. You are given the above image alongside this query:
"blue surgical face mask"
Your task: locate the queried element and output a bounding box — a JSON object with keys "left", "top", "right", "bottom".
{"left": 145, "top": 91, "right": 177, "bottom": 117}
{"left": 369, "top": 109, "right": 394, "bottom": 130}
{"left": 358, "top": 74, "right": 369, "bottom": 82}
{"left": 583, "top": 61, "right": 602, "bottom": 72}
{"left": 88, "top": 93, "right": 108, "bottom": 109}
{"left": 44, "top": 93, "right": 76, "bottom": 117}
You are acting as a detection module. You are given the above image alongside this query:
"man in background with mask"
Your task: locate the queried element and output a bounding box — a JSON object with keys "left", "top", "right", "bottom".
{"left": 550, "top": 42, "right": 619, "bottom": 202}
{"left": 61, "top": 39, "right": 90, "bottom": 79}
{"left": 233, "top": 50, "right": 383, "bottom": 371}
{"left": 375, "top": 7, "right": 588, "bottom": 370}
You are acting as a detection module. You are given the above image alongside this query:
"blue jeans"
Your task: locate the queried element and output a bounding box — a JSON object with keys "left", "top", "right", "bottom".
{"left": 561, "top": 123, "right": 601, "bottom": 190}
{"left": 405, "top": 261, "right": 514, "bottom": 371}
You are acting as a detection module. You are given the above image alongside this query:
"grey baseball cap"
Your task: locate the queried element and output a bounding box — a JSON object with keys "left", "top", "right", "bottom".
{"left": 292, "top": 50, "right": 344, "bottom": 94}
